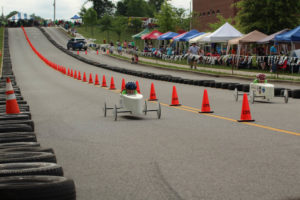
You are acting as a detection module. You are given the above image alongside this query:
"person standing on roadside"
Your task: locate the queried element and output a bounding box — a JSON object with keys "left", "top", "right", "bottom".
{"left": 270, "top": 43, "right": 278, "bottom": 72}
{"left": 188, "top": 43, "right": 200, "bottom": 69}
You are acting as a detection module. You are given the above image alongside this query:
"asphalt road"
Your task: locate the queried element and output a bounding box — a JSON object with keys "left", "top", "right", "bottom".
{"left": 9, "top": 27, "right": 300, "bottom": 200}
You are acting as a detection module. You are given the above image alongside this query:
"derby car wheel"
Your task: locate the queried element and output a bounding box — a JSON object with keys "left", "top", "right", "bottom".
{"left": 157, "top": 102, "right": 161, "bottom": 119}
{"left": 114, "top": 105, "right": 118, "bottom": 121}
{"left": 103, "top": 102, "right": 107, "bottom": 117}
{"left": 250, "top": 90, "right": 255, "bottom": 104}
{"left": 284, "top": 89, "right": 289, "bottom": 104}
{"left": 144, "top": 101, "right": 147, "bottom": 115}
{"left": 234, "top": 88, "right": 238, "bottom": 102}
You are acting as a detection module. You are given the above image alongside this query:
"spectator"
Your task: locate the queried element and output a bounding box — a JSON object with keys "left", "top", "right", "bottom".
{"left": 270, "top": 43, "right": 278, "bottom": 72}
{"left": 167, "top": 45, "right": 173, "bottom": 56}
{"left": 123, "top": 40, "right": 127, "bottom": 49}
{"left": 188, "top": 43, "right": 200, "bottom": 69}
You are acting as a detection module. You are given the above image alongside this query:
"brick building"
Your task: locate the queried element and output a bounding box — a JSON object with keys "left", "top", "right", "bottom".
{"left": 192, "top": 0, "right": 239, "bottom": 31}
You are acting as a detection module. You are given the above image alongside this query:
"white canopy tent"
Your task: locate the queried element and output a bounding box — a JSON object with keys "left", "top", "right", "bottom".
{"left": 201, "top": 22, "right": 243, "bottom": 43}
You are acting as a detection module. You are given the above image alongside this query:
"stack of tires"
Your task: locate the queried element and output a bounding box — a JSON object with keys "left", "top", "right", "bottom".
{"left": 0, "top": 28, "right": 76, "bottom": 199}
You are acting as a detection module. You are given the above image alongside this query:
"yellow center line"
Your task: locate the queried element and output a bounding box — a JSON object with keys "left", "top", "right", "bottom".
{"left": 156, "top": 101, "right": 300, "bottom": 136}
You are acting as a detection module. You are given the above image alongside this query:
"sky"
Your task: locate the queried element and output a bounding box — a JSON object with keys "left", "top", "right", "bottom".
{"left": 0, "top": 0, "right": 191, "bottom": 20}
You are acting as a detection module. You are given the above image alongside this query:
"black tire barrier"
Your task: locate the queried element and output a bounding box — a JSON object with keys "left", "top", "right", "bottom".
{"left": 274, "top": 88, "right": 285, "bottom": 97}
{"left": 209, "top": 81, "right": 216, "bottom": 87}
{"left": 215, "top": 82, "right": 222, "bottom": 88}
{"left": 0, "top": 147, "right": 54, "bottom": 154}
{"left": 0, "top": 134, "right": 37, "bottom": 143}
{"left": 242, "top": 84, "right": 250, "bottom": 92}
{"left": 236, "top": 84, "right": 244, "bottom": 91}
{"left": 0, "top": 120, "right": 34, "bottom": 130}
{"left": 0, "top": 142, "right": 40, "bottom": 149}
{"left": 221, "top": 82, "right": 230, "bottom": 89}
{"left": 0, "top": 152, "right": 57, "bottom": 164}
{"left": 0, "top": 162, "right": 63, "bottom": 177}
{"left": 228, "top": 83, "right": 239, "bottom": 90}
{"left": 203, "top": 80, "right": 214, "bottom": 87}
{"left": 0, "top": 114, "right": 31, "bottom": 121}
{"left": 0, "top": 124, "right": 34, "bottom": 133}
{"left": 0, "top": 176, "right": 76, "bottom": 200}
{"left": 292, "top": 89, "right": 300, "bottom": 99}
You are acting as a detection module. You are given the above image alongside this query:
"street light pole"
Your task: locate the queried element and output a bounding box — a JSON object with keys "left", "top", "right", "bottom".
{"left": 53, "top": 0, "right": 56, "bottom": 22}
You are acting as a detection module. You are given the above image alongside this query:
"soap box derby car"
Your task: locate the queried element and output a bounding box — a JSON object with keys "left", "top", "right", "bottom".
{"left": 234, "top": 82, "right": 288, "bottom": 104}
{"left": 103, "top": 93, "right": 161, "bottom": 121}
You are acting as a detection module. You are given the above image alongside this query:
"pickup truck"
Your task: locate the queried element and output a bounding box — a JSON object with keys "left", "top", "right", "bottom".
{"left": 67, "top": 38, "right": 88, "bottom": 51}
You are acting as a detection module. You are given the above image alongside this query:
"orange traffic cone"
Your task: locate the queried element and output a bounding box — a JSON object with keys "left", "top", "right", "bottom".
{"left": 78, "top": 71, "right": 82, "bottom": 80}
{"left": 121, "top": 78, "right": 125, "bottom": 91}
{"left": 148, "top": 83, "right": 157, "bottom": 101}
{"left": 106, "top": 49, "right": 109, "bottom": 55}
{"left": 85, "top": 50, "right": 87, "bottom": 55}
{"left": 102, "top": 75, "right": 107, "bottom": 87}
{"left": 70, "top": 69, "right": 73, "bottom": 77}
{"left": 199, "top": 89, "right": 214, "bottom": 113}
{"left": 136, "top": 81, "right": 140, "bottom": 94}
{"left": 6, "top": 78, "right": 20, "bottom": 114}
{"left": 83, "top": 72, "right": 87, "bottom": 82}
{"left": 170, "top": 86, "right": 181, "bottom": 106}
{"left": 238, "top": 94, "right": 255, "bottom": 122}
{"left": 74, "top": 70, "right": 77, "bottom": 79}
{"left": 96, "top": 50, "right": 99, "bottom": 55}
{"left": 67, "top": 68, "right": 70, "bottom": 76}
{"left": 94, "top": 74, "right": 100, "bottom": 86}
{"left": 89, "top": 73, "right": 93, "bottom": 84}
{"left": 77, "top": 50, "right": 79, "bottom": 55}
{"left": 109, "top": 77, "right": 116, "bottom": 90}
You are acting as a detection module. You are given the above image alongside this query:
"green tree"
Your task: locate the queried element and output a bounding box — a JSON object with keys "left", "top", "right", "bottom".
{"left": 88, "top": 0, "right": 114, "bottom": 18}
{"left": 148, "top": 0, "right": 164, "bottom": 13}
{"left": 116, "top": 0, "right": 154, "bottom": 17}
{"left": 99, "top": 14, "right": 113, "bottom": 42}
{"left": 83, "top": 8, "right": 98, "bottom": 36}
{"left": 116, "top": 1, "right": 127, "bottom": 16}
{"left": 235, "top": 0, "right": 300, "bottom": 34}
{"left": 6, "top": 11, "right": 18, "bottom": 20}
{"left": 129, "top": 18, "right": 142, "bottom": 33}
{"left": 78, "top": 6, "right": 87, "bottom": 18}
{"left": 174, "top": 8, "right": 190, "bottom": 31}
{"left": 208, "top": 14, "right": 233, "bottom": 32}
{"left": 111, "top": 16, "right": 127, "bottom": 40}
{"left": 155, "top": 2, "right": 176, "bottom": 32}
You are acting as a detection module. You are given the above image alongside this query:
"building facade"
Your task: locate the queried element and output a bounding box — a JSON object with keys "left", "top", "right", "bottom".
{"left": 192, "top": 0, "right": 239, "bottom": 31}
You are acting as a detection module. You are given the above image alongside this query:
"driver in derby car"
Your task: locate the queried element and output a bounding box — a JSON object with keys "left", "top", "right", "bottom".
{"left": 253, "top": 73, "right": 267, "bottom": 83}
{"left": 121, "top": 82, "right": 138, "bottom": 95}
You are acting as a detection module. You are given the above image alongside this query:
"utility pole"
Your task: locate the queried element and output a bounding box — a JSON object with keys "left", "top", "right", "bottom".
{"left": 53, "top": 0, "right": 56, "bottom": 22}
{"left": 189, "top": 0, "right": 192, "bottom": 30}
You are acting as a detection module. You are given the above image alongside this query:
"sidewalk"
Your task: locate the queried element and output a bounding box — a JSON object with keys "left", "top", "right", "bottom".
{"left": 111, "top": 51, "right": 300, "bottom": 81}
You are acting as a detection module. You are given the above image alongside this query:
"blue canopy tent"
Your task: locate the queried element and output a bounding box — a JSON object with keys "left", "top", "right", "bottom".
{"left": 157, "top": 32, "right": 179, "bottom": 40}
{"left": 71, "top": 15, "right": 81, "bottom": 20}
{"left": 173, "top": 29, "right": 201, "bottom": 42}
{"left": 275, "top": 25, "right": 300, "bottom": 42}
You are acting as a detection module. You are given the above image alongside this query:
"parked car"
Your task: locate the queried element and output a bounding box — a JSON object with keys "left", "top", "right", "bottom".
{"left": 67, "top": 38, "right": 87, "bottom": 50}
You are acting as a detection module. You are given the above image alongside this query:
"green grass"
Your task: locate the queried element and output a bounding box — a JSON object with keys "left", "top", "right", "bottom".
{"left": 0, "top": 27, "right": 3, "bottom": 72}
{"left": 110, "top": 53, "right": 300, "bottom": 82}
{"left": 76, "top": 26, "right": 145, "bottom": 50}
